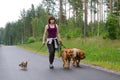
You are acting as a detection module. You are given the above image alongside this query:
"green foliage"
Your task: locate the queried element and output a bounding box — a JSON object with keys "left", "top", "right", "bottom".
{"left": 65, "top": 28, "right": 82, "bottom": 39}
{"left": 3, "top": 4, "right": 48, "bottom": 45}
{"left": 106, "top": 15, "right": 118, "bottom": 40}
{"left": 59, "top": 18, "right": 82, "bottom": 39}
{"left": 117, "top": 16, "right": 120, "bottom": 39}
{"left": 27, "top": 37, "right": 36, "bottom": 44}
{"left": 0, "top": 28, "right": 5, "bottom": 44}
{"left": 31, "top": 6, "right": 47, "bottom": 40}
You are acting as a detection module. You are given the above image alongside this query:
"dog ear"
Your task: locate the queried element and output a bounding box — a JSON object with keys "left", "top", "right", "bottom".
{"left": 81, "top": 50, "right": 85, "bottom": 55}
{"left": 65, "top": 48, "right": 69, "bottom": 53}
{"left": 65, "top": 50, "right": 68, "bottom": 53}
{"left": 79, "top": 50, "right": 85, "bottom": 59}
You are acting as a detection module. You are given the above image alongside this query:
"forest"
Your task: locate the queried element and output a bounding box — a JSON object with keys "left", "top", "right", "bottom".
{"left": 0, "top": 0, "right": 120, "bottom": 45}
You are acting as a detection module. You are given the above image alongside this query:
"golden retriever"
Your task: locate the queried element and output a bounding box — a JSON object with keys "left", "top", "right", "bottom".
{"left": 71, "top": 48, "right": 85, "bottom": 67}
{"left": 61, "top": 48, "right": 73, "bottom": 69}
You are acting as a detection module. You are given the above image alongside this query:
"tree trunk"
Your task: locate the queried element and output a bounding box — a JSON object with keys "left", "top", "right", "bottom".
{"left": 90, "top": 0, "right": 93, "bottom": 36}
{"left": 99, "top": 0, "right": 103, "bottom": 22}
{"left": 64, "top": 0, "right": 66, "bottom": 19}
{"left": 59, "top": 0, "right": 63, "bottom": 25}
{"left": 110, "top": 0, "right": 113, "bottom": 14}
{"left": 101, "top": 0, "right": 103, "bottom": 21}
{"left": 94, "top": 1, "right": 96, "bottom": 22}
{"left": 69, "top": 3, "right": 70, "bottom": 19}
{"left": 84, "top": 0, "right": 88, "bottom": 38}
{"left": 90, "top": 0, "right": 93, "bottom": 27}
{"left": 93, "top": 2, "right": 96, "bottom": 36}
{"left": 46, "top": 0, "right": 49, "bottom": 20}
{"left": 90, "top": 0, "right": 93, "bottom": 23}
{"left": 97, "top": 0, "right": 100, "bottom": 36}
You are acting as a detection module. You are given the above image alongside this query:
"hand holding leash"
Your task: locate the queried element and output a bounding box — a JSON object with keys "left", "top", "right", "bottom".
{"left": 42, "top": 41, "right": 45, "bottom": 45}
{"left": 60, "top": 41, "right": 66, "bottom": 49}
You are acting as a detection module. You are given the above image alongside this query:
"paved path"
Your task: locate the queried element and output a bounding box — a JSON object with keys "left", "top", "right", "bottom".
{"left": 0, "top": 46, "right": 120, "bottom": 80}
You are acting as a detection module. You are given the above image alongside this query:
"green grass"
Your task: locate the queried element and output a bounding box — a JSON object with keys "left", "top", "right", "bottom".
{"left": 19, "top": 37, "right": 120, "bottom": 72}
{"left": 19, "top": 42, "right": 48, "bottom": 55}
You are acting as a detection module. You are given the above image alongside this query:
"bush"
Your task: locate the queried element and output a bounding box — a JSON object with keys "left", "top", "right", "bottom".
{"left": 27, "top": 37, "right": 36, "bottom": 43}
{"left": 106, "top": 15, "right": 117, "bottom": 40}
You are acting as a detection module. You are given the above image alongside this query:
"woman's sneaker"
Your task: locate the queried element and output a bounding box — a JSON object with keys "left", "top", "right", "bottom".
{"left": 49, "top": 64, "right": 54, "bottom": 69}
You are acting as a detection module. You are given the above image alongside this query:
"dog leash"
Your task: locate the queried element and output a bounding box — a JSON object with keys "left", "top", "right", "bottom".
{"left": 27, "top": 44, "right": 44, "bottom": 62}
{"left": 61, "top": 43, "right": 66, "bottom": 49}
{"left": 57, "top": 42, "right": 66, "bottom": 57}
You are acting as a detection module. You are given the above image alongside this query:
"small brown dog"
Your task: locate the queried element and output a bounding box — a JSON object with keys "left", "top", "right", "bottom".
{"left": 71, "top": 48, "right": 85, "bottom": 67}
{"left": 61, "top": 48, "right": 73, "bottom": 69}
{"left": 19, "top": 61, "right": 28, "bottom": 69}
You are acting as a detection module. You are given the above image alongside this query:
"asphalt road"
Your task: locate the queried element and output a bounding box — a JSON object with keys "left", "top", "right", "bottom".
{"left": 0, "top": 45, "right": 120, "bottom": 80}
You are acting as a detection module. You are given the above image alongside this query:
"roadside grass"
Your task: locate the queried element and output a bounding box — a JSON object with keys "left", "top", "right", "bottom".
{"left": 19, "top": 42, "right": 48, "bottom": 55}
{"left": 19, "top": 37, "right": 120, "bottom": 72}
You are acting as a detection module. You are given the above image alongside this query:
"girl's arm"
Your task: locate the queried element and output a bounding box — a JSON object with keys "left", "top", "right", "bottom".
{"left": 42, "top": 25, "right": 48, "bottom": 45}
{"left": 56, "top": 24, "right": 62, "bottom": 42}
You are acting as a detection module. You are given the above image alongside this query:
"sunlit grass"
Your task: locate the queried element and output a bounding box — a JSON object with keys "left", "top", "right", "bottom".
{"left": 19, "top": 42, "right": 48, "bottom": 55}
{"left": 19, "top": 37, "right": 120, "bottom": 72}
